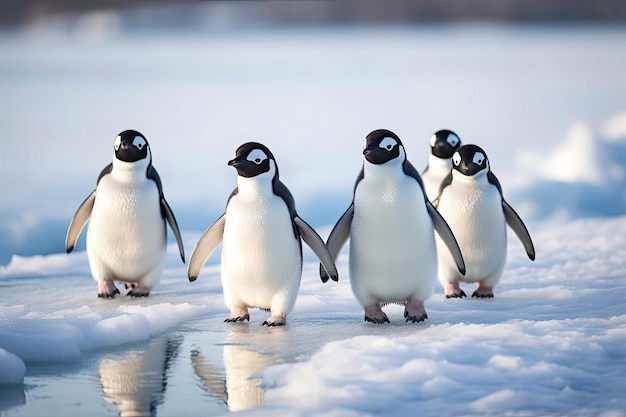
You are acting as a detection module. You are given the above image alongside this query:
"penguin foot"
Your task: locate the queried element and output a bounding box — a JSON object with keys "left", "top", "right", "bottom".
{"left": 225, "top": 314, "right": 250, "bottom": 323}
{"left": 128, "top": 286, "right": 151, "bottom": 297}
{"left": 262, "top": 315, "right": 286, "bottom": 326}
{"left": 444, "top": 282, "right": 467, "bottom": 299}
{"left": 97, "top": 280, "right": 120, "bottom": 298}
{"left": 471, "top": 291, "right": 494, "bottom": 299}
{"left": 445, "top": 291, "right": 467, "bottom": 299}
{"left": 472, "top": 285, "right": 494, "bottom": 298}
{"left": 364, "top": 305, "right": 390, "bottom": 324}
{"left": 404, "top": 299, "right": 428, "bottom": 323}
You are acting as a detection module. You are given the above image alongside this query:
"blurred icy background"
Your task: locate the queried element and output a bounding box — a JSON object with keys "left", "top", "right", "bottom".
{"left": 1, "top": 0, "right": 626, "bottom": 265}
{"left": 1, "top": 1, "right": 626, "bottom": 416}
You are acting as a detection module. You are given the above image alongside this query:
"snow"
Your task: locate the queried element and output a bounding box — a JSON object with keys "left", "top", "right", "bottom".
{"left": 1, "top": 21, "right": 626, "bottom": 417}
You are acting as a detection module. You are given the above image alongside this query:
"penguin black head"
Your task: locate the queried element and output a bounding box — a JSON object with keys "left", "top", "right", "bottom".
{"left": 429, "top": 129, "right": 461, "bottom": 159}
{"left": 228, "top": 142, "right": 277, "bottom": 178}
{"left": 114, "top": 130, "right": 150, "bottom": 163}
{"left": 452, "top": 144, "right": 489, "bottom": 177}
{"left": 363, "top": 129, "right": 404, "bottom": 165}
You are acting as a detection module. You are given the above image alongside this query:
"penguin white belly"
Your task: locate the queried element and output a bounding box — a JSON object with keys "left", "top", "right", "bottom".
{"left": 87, "top": 176, "right": 165, "bottom": 281}
{"left": 350, "top": 178, "right": 437, "bottom": 305}
{"left": 422, "top": 159, "right": 451, "bottom": 202}
{"left": 221, "top": 194, "right": 301, "bottom": 311}
{"left": 437, "top": 182, "right": 506, "bottom": 283}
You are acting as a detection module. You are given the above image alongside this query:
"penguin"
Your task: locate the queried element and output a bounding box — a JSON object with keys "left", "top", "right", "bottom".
{"left": 98, "top": 337, "right": 181, "bottom": 416}
{"left": 321, "top": 129, "right": 466, "bottom": 324}
{"left": 65, "top": 130, "right": 185, "bottom": 298}
{"left": 433, "top": 144, "right": 535, "bottom": 298}
{"left": 187, "top": 142, "right": 338, "bottom": 326}
{"left": 422, "top": 129, "right": 462, "bottom": 202}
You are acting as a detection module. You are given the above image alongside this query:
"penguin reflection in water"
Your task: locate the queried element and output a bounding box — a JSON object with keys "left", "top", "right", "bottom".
{"left": 65, "top": 130, "right": 185, "bottom": 298}
{"left": 187, "top": 142, "right": 338, "bottom": 326}
{"left": 191, "top": 340, "right": 276, "bottom": 412}
{"left": 433, "top": 144, "right": 535, "bottom": 298}
{"left": 98, "top": 337, "right": 181, "bottom": 416}
{"left": 322, "top": 129, "right": 466, "bottom": 324}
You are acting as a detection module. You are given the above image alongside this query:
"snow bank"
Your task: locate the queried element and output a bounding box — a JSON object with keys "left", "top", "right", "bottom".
{"left": 217, "top": 214, "right": 626, "bottom": 417}
{"left": 0, "top": 303, "right": 211, "bottom": 363}
{"left": 513, "top": 113, "right": 626, "bottom": 220}
{"left": 256, "top": 316, "right": 626, "bottom": 416}
{"left": 0, "top": 252, "right": 88, "bottom": 277}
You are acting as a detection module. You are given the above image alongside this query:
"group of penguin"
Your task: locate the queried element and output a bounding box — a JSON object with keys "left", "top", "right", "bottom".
{"left": 65, "top": 128, "right": 535, "bottom": 326}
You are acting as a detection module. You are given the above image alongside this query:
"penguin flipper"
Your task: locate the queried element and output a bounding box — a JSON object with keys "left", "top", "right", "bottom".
{"left": 426, "top": 201, "right": 466, "bottom": 275}
{"left": 65, "top": 191, "right": 95, "bottom": 253}
{"left": 161, "top": 197, "right": 186, "bottom": 263}
{"left": 319, "top": 204, "right": 354, "bottom": 283}
{"left": 188, "top": 214, "right": 225, "bottom": 282}
{"left": 294, "top": 216, "right": 339, "bottom": 282}
{"left": 502, "top": 200, "right": 536, "bottom": 261}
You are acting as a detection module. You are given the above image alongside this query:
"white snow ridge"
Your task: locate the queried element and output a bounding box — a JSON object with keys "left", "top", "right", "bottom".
{"left": 514, "top": 115, "right": 626, "bottom": 220}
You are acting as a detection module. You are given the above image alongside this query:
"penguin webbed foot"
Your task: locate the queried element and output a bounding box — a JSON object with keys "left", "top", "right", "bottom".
{"left": 404, "top": 299, "right": 428, "bottom": 323}
{"left": 364, "top": 305, "right": 390, "bottom": 324}
{"left": 444, "top": 282, "right": 467, "bottom": 299}
{"left": 445, "top": 290, "right": 467, "bottom": 299}
{"left": 225, "top": 314, "right": 250, "bottom": 323}
{"left": 127, "top": 285, "right": 151, "bottom": 297}
{"left": 471, "top": 291, "right": 494, "bottom": 299}
{"left": 365, "top": 315, "right": 390, "bottom": 324}
{"left": 98, "top": 288, "right": 120, "bottom": 299}
{"left": 97, "top": 279, "right": 120, "bottom": 299}
{"left": 262, "top": 315, "right": 286, "bottom": 326}
{"left": 472, "top": 284, "right": 494, "bottom": 298}
{"left": 404, "top": 311, "right": 428, "bottom": 323}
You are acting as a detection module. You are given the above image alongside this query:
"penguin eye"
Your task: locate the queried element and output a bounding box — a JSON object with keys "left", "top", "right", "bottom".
{"left": 447, "top": 134, "right": 460, "bottom": 147}
{"left": 428, "top": 134, "right": 437, "bottom": 147}
{"left": 133, "top": 136, "right": 147, "bottom": 150}
{"left": 379, "top": 137, "right": 397, "bottom": 151}
{"left": 247, "top": 149, "right": 268, "bottom": 165}
{"left": 452, "top": 152, "right": 461, "bottom": 166}
{"left": 473, "top": 152, "right": 486, "bottom": 165}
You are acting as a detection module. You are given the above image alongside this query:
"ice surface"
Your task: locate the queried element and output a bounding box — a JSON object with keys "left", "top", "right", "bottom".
{"left": 1, "top": 214, "right": 626, "bottom": 416}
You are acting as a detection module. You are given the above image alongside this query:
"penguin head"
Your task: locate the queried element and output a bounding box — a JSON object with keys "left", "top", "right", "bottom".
{"left": 429, "top": 129, "right": 461, "bottom": 159}
{"left": 363, "top": 129, "right": 405, "bottom": 165}
{"left": 452, "top": 144, "right": 490, "bottom": 177}
{"left": 228, "top": 142, "right": 277, "bottom": 179}
{"left": 113, "top": 130, "right": 151, "bottom": 164}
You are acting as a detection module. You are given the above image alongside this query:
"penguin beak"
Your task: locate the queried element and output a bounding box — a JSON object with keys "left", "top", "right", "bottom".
{"left": 363, "top": 144, "right": 388, "bottom": 165}
{"left": 456, "top": 159, "right": 482, "bottom": 176}
{"left": 433, "top": 141, "right": 454, "bottom": 159}
{"left": 228, "top": 156, "right": 258, "bottom": 178}
{"left": 115, "top": 140, "right": 143, "bottom": 163}
{"left": 227, "top": 156, "right": 243, "bottom": 168}
{"left": 362, "top": 143, "right": 378, "bottom": 157}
